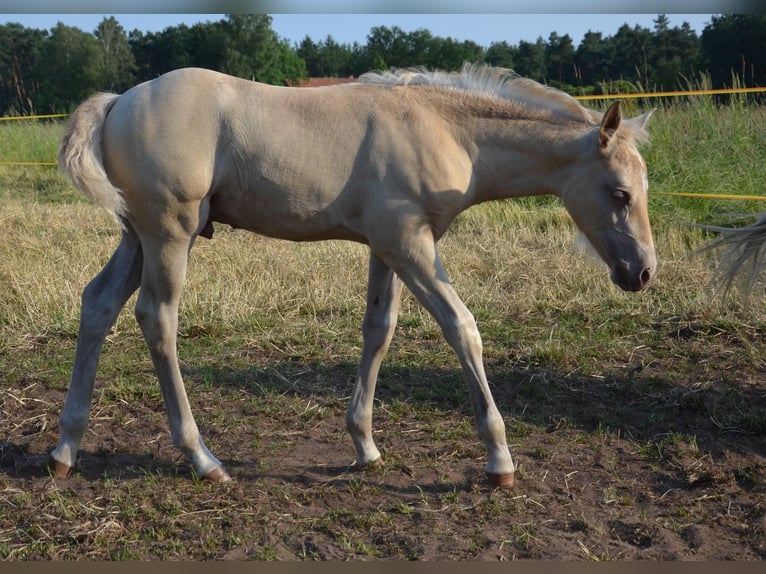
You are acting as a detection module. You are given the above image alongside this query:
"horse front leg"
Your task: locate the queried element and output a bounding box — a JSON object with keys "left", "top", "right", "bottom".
{"left": 381, "top": 228, "right": 516, "bottom": 487}
{"left": 346, "top": 253, "right": 403, "bottom": 468}
{"left": 135, "top": 233, "right": 230, "bottom": 482}
{"left": 49, "top": 227, "right": 143, "bottom": 478}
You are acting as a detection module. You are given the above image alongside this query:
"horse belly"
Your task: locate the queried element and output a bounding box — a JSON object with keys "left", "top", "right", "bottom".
{"left": 209, "top": 185, "right": 365, "bottom": 243}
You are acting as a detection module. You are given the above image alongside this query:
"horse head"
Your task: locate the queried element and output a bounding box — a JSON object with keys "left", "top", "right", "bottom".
{"left": 560, "top": 101, "right": 657, "bottom": 292}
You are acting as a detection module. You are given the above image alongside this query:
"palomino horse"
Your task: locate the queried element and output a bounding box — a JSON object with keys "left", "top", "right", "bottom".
{"left": 51, "top": 64, "right": 656, "bottom": 487}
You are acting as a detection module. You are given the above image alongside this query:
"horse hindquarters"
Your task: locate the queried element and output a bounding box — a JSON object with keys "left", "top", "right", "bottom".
{"left": 54, "top": 85, "right": 229, "bottom": 481}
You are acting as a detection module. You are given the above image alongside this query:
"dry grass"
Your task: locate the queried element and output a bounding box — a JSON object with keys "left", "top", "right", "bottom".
{"left": 0, "top": 194, "right": 748, "bottom": 363}
{"left": 4, "top": 175, "right": 763, "bottom": 420}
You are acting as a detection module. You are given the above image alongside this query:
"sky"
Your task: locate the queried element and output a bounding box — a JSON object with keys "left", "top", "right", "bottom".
{"left": 0, "top": 13, "right": 718, "bottom": 48}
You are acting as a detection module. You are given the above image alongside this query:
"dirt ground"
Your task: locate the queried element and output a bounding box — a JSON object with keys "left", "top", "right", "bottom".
{"left": 1, "top": 332, "right": 765, "bottom": 561}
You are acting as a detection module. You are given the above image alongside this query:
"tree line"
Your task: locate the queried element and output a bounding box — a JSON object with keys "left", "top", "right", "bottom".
{"left": 1, "top": 14, "right": 765, "bottom": 115}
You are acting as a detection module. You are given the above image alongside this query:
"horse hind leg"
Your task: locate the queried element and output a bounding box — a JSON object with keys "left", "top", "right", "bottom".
{"left": 346, "top": 253, "right": 403, "bottom": 468}
{"left": 134, "top": 231, "right": 230, "bottom": 482}
{"left": 49, "top": 225, "right": 144, "bottom": 478}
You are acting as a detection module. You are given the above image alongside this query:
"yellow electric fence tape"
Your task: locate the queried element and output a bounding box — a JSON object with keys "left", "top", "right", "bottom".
{"left": 1, "top": 87, "right": 765, "bottom": 204}
{"left": 0, "top": 113, "right": 68, "bottom": 121}
{"left": 652, "top": 191, "right": 766, "bottom": 202}
{"left": 0, "top": 161, "right": 57, "bottom": 166}
{"left": 575, "top": 86, "right": 766, "bottom": 101}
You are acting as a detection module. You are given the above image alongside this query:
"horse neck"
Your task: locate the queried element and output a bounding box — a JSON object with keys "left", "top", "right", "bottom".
{"left": 466, "top": 115, "right": 589, "bottom": 205}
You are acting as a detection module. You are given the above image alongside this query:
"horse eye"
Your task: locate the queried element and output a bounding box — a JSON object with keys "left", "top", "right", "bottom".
{"left": 613, "top": 188, "right": 631, "bottom": 205}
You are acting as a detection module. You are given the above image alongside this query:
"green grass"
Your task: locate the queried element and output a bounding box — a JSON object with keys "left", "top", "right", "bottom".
{"left": 645, "top": 99, "right": 766, "bottom": 226}
{"left": 0, "top": 120, "right": 82, "bottom": 205}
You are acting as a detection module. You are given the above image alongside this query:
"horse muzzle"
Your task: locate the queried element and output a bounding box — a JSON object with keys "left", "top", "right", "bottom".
{"left": 610, "top": 261, "right": 655, "bottom": 292}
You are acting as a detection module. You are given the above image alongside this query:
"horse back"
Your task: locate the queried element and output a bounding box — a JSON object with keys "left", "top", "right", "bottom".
{"left": 99, "top": 68, "right": 472, "bottom": 242}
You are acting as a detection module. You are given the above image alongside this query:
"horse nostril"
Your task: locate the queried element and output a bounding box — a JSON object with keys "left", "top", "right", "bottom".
{"left": 640, "top": 267, "right": 652, "bottom": 287}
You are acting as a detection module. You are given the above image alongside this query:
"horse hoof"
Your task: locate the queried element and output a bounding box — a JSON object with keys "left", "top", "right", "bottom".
{"left": 48, "top": 456, "right": 73, "bottom": 479}
{"left": 353, "top": 457, "right": 383, "bottom": 471}
{"left": 486, "top": 471, "right": 515, "bottom": 488}
{"left": 203, "top": 466, "right": 232, "bottom": 482}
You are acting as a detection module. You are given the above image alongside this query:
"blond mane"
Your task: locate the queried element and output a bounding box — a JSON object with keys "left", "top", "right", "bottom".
{"left": 359, "top": 62, "right": 594, "bottom": 125}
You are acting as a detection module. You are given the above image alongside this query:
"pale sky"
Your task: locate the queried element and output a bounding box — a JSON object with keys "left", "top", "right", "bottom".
{"left": 1, "top": 13, "right": 716, "bottom": 47}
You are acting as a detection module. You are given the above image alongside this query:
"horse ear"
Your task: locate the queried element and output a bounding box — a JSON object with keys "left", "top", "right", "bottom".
{"left": 634, "top": 107, "right": 656, "bottom": 129}
{"left": 599, "top": 100, "right": 622, "bottom": 149}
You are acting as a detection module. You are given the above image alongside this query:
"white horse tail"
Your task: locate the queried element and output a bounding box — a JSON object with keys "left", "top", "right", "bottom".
{"left": 700, "top": 213, "right": 766, "bottom": 297}
{"left": 58, "top": 92, "right": 126, "bottom": 222}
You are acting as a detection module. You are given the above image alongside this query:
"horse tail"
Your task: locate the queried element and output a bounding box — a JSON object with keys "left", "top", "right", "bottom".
{"left": 699, "top": 213, "right": 766, "bottom": 298}
{"left": 58, "top": 92, "right": 126, "bottom": 223}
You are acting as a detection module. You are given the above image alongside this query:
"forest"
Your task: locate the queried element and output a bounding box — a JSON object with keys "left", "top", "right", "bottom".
{"left": 1, "top": 13, "right": 765, "bottom": 115}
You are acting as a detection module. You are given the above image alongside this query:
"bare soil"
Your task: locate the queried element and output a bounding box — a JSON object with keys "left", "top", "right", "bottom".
{"left": 1, "top": 328, "right": 765, "bottom": 561}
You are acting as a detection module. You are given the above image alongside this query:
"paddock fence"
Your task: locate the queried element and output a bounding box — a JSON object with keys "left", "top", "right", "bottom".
{"left": 2, "top": 86, "right": 765, "bottom": 202}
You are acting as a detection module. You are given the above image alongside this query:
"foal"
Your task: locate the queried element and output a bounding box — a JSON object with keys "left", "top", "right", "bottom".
{"left": 51, "top": 64, "right": 656, "bottom": 486}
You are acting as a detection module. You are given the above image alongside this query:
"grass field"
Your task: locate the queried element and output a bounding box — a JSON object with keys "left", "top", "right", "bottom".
{"left": 1, "top": 96, "right": 765, "bottom": 560}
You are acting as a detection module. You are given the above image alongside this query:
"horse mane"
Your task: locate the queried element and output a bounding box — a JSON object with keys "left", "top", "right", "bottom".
{"left": 359, "top": 62, "right": 595, "bottom": 126}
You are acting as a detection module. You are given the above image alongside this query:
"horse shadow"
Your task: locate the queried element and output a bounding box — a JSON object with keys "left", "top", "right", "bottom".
{"left": 186, "top": 353, "right": 766, "bottom": 447}
{"left": 183, "top": 353, "right": 766, "bottom": 489}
